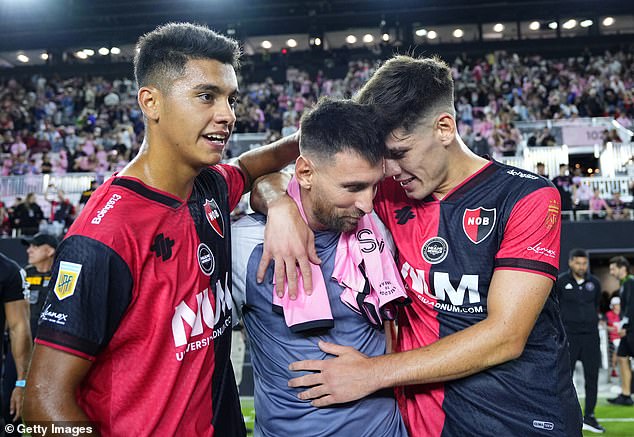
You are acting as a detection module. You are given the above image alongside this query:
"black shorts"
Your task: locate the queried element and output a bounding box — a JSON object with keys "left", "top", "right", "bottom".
{"left": 616, "top": 331, "right": 634, "bottom": 357}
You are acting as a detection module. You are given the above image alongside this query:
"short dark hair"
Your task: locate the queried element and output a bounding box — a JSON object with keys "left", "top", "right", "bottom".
{"left": 354, "top": 55, "right": 454, "bottom": 134}
{"left": 134, "top": 22, "right": 241, "bottom": 91}
{"left": 609, "top": 256, "right": 631, "bottom": 270}
{"left": 569, "top": 248, "right": 588, "bottom": 260}
{"left": 300, "top": 98, "right": 385, "bottom": 166}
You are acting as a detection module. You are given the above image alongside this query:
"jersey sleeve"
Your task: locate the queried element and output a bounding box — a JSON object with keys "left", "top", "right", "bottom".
{"left": 495, "top": 186, "right": 561, "bottom": 281}
{"left": 231, "top": 214, "right": 266, "bottom": 318}
{"left": 35, "top": 235, "right": 133, "bottom": 360}
{"left": 2, "top": 266, "right": 28, "bottom": 303}
{"left": 211, "top": 164, "right": 246, "bottom": 211}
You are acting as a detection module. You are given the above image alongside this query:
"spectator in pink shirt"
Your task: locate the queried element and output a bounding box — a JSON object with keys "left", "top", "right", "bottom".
{"left": 589, "top": 189, "right": 611, "bottom": 219}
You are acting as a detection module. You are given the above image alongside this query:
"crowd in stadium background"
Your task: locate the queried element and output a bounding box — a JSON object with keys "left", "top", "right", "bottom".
{"left": 1, "top": 48, "right": 633, "bottom": 236}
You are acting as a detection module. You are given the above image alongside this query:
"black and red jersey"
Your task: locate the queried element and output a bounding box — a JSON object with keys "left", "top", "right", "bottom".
{"left": 374, "top": 160, "right": 582, "bottom": 436}
{"left": 36, "top": 165, "right": 246, "bottom": 437}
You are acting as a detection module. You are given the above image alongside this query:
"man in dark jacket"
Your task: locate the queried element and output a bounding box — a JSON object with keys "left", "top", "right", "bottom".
{"left": 555, "top": 248, "right": 604, "bottom": 433}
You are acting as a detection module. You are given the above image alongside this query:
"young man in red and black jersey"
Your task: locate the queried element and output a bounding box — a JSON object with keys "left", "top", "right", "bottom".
{"left": 252, "top": 56, "right": 582, "bottom": 436}
{"left": 24, "top": 23, "right": 300, "bottom": 437}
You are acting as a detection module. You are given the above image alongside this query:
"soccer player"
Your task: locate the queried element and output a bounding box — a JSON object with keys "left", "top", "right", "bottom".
{"left": 232, "top": 99, "right": 408, "bottom": 437}
{"left": 252, "top": 55, "right": 582, "bottom": 436}
{"left": 608, "top": 256, "right": 634, "bottom": 406}
{"left": 23, "top": 23, "right": 300, "bottom": 436}
{"left": 0, "top": 253, "right": 31, "bottom": 424}
{"left": 555, "top": 249, "right": 604, "bottom": 433}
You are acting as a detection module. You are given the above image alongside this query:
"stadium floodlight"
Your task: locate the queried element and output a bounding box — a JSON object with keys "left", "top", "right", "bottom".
{"left": 110, "top": 47, "right": 121, "bottom": 55}
{"left": 602, "top": 17, "right": 614, "bottom": 26}
{"left": 84, "top": 49, "right": 95, "bottom": 56}
{"left": 346, "top": 35, "right": 357, "bottom": 44}
{"left": 415, "top": 28, "right": 427, "bottom": 37}
{"left": 562, "top": 19, "right": 577, "bottom": 30}
{"left": 452, "top": 28, "right": 464, "bottom": 38}
{"left": 548, "top": 21, "right": 558, "bottom": 30}
{"left": 261, "top": 40, "right": 272, "bottom": 49}
{"left": 17, "top": 54, "right": 29, "bottom": 63}
{"left": 75, "top": 51, "right": 88, "bottom": 59}
{"left": 40, "top": 53, "right": 48, "bottom": 60}
{"left": 286, "top": 38, "right": 297, "bottom": 48}
{"left": 98, "top": 47, "right": 110, "bottom": 55}
{"left": 427, "top": 30, "right": 438, "bottom": 40}
{"left": 363, "top": 34, "right": 374, "bottom": 43}
{"left": 382, "top": 33, "right": 390, "bottom": 42}
{"left": 493, "top": 23, "right": 505, "bottom": 33}
{"left": 529, "top": 21, "right": 540, "bottom": 31}
{"left": 580, "top": 19, "right": 593, "bottom": 28}
{"left": 313, "top": 37, "right": 322, "bottom": 46}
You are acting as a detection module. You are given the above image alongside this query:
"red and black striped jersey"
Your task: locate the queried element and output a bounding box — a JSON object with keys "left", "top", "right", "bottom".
{"left": 36, "top": 165, "right": 246, "bottom": 437}
{"left": 374, "top": 160, "right": 582, "bottom": 436}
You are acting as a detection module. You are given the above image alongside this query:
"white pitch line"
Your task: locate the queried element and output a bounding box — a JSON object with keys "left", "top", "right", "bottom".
{"left": 596, "top": 418, "right": 634, "bottom": 422}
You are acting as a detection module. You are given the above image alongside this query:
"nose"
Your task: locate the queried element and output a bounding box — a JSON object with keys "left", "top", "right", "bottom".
{"left": 384, "top": 159, "right": 400, "bottom": 178}
{"left": 355, "top": 187, "right": 375, "bottom": 215}
{"left": 215, "top": 99, "right": 237, "bottom": 126}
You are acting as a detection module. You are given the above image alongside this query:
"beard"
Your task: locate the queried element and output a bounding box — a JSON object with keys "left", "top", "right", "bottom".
{"left": 312, "top": 196, "right": 364, "bottom": 233}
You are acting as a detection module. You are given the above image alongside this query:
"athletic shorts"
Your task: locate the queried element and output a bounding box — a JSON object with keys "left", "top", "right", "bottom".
{"left": 616, "top": 331, "right": 634, "bottom": 357}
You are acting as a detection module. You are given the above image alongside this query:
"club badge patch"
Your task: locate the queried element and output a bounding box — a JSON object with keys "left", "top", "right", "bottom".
{"left": 463, "top": 207, "right": 496, "bottom": 244}
{"left": 54, "top": 261, "right": 82, "bottom": 300}
{"left": 544, "top": 199, "right": 560, "bottom": 231}
{"left": 197, "top": 243, "right": 215, "bottom": 276}
{"left": 204, "top": 199, "right": 224, "bottom": 238}
{"left": 421, "top": 237, "right": 449, "bottom": 264}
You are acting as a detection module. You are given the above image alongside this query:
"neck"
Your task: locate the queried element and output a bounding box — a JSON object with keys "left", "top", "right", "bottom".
{"left": 571, "top": 271, "right": 585, "bottom": 281}
{"left": 34, "top": 259, "right": 53, "bottom": 273}
{"left": 299, "top": 187, "right": 326, "bottom": 232}
{"left": 435, "top": 136, "right": 489, "bottom": 200}
{"left": 119, "top": 138, "right": 199, "bottom": 200}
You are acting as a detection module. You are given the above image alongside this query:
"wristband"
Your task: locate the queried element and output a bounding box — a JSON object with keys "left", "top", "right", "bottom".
{"left": 15, "top": 380, "right": 26, "bottom": 388}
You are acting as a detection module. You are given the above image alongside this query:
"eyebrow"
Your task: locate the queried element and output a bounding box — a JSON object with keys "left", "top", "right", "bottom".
{"left": 192, "top": 83, "right": 239, "bottom": 96}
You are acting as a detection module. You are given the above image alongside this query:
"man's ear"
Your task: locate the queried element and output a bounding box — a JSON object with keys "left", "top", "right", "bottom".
{"left": 294, "top": 155, "right": 314, "bottom": 190}
{"left": 435, "top": 113, "right": 456, "bottom": 146}
{"left": 138, "top": 86, "right": 160, "bottom": 122}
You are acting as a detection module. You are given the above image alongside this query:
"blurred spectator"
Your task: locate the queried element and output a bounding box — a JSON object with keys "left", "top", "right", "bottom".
{"left": 77, "top": 179, "right": 98, "bottom": 211}
{"left": 606, "top": 296, "right": 621, "bottom": 379}
{"left": 589, "top": 189, "right": 611, "bottom": 219}
{"left": 552, "top": 164, "right": 574, "bottom": 212}
{"left": 535, "top": 162, "right": 549, "bottom": 179}
{"left": 12, "top": 193, "right": 44, "bottom": 236}
{"left": 608, "top": 192, "right": 631, "bottom": 221}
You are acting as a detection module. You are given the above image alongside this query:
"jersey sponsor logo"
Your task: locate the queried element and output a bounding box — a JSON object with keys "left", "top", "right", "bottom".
{"left": 150, "top": 233, "right": 175, "bottom": 261}
{"left": 507, "top": 169, "right": 538, "bottom": 179}
{"left": 395, "top": 206, "right": 415, "bottom": 225}
{"left": 526, "top": 242, "right": 556, "bottom": 258}
{"left": 204, "top": 199, "right": 225, "bottom": 238}
{"left": 39, "top": 303, "right": 69, "bottom": 326}
{"left": 91, "top": 193, "right": 122, "bottom": 224}
{"left": 565, "top": 283, "right": 574, "bottom": 290}
{"left": 401, "top": 262, "right": 483, "bottom": 310}
{"left": 197, "top": 243, "right": 215, "bottom": 276}
{"left": 357, "top": 228, "right": 385, "bottom": 254}
{"left": 544, "top": 199, "right": 560, "bottom": 230}
{"left": 54, "top": 261, "right": 82, "bottom": 300}
{"left": 171, "top": 274, "right": 232, "bottom": 360}
{"left": 462, "top": 207, "right": 496, "bottom": 244}
{"left": 421, "top": 237, "right": 448, "bottom": 264}
{"left": 532, "top": 420, "right": 554, "bottom": 431}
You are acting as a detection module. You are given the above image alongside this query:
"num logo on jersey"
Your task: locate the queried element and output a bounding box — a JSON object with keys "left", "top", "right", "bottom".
{"left": 171, "top": 275, "right": 232, "bottom": 361}
{"left": 204, "top": 199, "right": 225, "bottom": 238}
{"left": 401, "top": 262, "right": 484, "bottom": 312}
{"left": 463, "top": 207, "right": 496, "bottom": 244}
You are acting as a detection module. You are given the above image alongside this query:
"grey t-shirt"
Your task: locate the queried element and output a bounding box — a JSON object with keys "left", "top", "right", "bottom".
{"left": 232, "top": 213, "right": 408, "bottom": 437}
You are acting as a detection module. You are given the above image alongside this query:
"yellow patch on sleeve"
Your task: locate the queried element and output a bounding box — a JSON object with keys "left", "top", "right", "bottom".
{"left": 54, "top": 261, "right": 83, "bottom": 300}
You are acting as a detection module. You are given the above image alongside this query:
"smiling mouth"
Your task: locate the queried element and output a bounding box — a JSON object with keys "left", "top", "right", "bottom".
{"left": 202, "top": 133, "right": 227, "bottom": 149}
{"left": 398, "top": 177, "right": 416, "bottom": 187}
